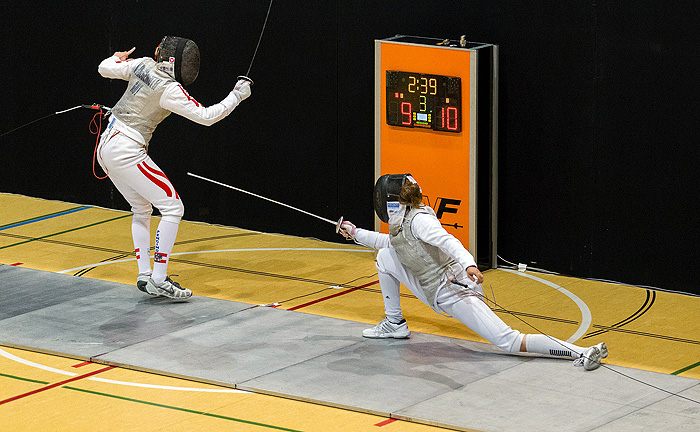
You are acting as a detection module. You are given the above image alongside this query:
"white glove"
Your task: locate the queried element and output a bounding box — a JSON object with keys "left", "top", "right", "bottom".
{"left": 339, "top": 220, "right": 357, "bottom": 241}
{"left": 233, "top": 79, "right": 251, "bottom": 103}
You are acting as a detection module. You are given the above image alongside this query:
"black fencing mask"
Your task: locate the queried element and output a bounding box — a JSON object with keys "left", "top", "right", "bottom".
{"left": 155, "top": 36, "right": 200, "bottom": 86}
{"left": 373, "top": 173, "right": 415, "bottom": 223}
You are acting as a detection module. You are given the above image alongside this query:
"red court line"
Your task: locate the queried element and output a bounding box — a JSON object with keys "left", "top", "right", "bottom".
{"left": 10, "top": 263, "right": 23, "bottom": 266}
{"left": 375, "top": 418, "right": 398, "bottom": 427}
{"left": 0, "top": 366, "right": 115, "bottom": 406}
{"left": 287, "top": 280, "right": 379, "bottom": 311}
{"left": 72, "top": 361, "right": 92, "bottom": 368}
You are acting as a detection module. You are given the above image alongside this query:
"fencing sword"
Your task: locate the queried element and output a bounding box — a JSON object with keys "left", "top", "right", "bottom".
{"left": 246, "top": 0, "right": 273, "bottom": 77}
{"left": 187, "top": 172, "right": 348, "bottom": 236}
{"left": 237, "top": 0, "right": 274, "bottom": 85}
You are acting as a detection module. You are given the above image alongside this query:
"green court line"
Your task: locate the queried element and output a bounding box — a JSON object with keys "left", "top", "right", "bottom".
{"left": 63, "top": 387, "right": 303, "bottom": 432}
{"left": 0, "top": 213, "right": 131, "bottom": 251}
{"left": 671, "top": 360, "right": 700, "bottom": 375}
{"left": 0, "top": 372, "right": 49, "bottom": 385}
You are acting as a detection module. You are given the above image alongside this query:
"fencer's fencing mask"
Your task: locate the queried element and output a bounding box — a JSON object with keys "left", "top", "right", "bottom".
{"left": 155, "top": 36, "right": 200, "bottom": 86}
{"left": 373, "top": 173, "right": 417, "bottom": 223}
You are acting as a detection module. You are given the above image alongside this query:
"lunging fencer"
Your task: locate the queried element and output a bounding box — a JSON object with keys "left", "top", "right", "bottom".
{"left": 339, "top": 174, "right": 608, "bottom": 371}
{"left": 97, "top": 36, "right": 252, "bottom": 299}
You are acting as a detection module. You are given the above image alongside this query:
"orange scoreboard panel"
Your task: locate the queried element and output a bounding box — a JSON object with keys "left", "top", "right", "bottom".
{"left": 375, "top": 36, "right": 498, "bottom": 266}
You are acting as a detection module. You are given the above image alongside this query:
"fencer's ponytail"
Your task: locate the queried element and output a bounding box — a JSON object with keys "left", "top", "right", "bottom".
{"left": 399, "top": 180, "right": 423, "bottom": 208}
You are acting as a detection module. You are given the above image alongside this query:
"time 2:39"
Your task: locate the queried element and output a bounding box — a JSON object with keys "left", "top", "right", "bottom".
{"left": 407, "top": 76, "right": 438, "bottom": 95}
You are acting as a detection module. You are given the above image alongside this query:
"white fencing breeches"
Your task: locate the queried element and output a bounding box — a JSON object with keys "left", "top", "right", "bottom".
{"left": 97, "top": 128, "right": 183, "bottom": 282}
{"left": 375, "top": 248, "right": 523, "bottom": 353}
{"left": 97, "top": 129, "right": 184, "bottom": 221}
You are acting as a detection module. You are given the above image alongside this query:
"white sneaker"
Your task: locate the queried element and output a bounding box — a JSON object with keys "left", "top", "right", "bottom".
{"left": 136, "top": 272, "right": 156, "bottom": 296}
{"left": 362, "top": 318, "right": 410, "bottom": 339}
{"left": 144, "top": 276, "right": 192, "bottom": 300}
{"left": 574, "top": 342, "right": 608, "bottom": 371}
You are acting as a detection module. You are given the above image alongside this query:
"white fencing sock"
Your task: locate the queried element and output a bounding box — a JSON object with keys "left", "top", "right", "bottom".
{"left": 151, "top": 218, "right": 179, "bottom": 284}
{"left": 525, "top": 334, "right": 585, "bottom": 359}
{"left": 131, "top": 215, "right": 152, "bottom": 275}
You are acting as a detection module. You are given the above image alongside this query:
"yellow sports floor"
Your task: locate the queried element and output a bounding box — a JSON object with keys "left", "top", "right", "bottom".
{"left": 1, "top": 193, "right": 699, "bottom": 431}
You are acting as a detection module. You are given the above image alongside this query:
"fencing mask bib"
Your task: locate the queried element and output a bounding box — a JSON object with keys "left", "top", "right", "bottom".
{"left": 373, "top": 173, "right": 419, "bottom": 223}
{"left": 155, "top": 36, "right": 200, "bottom": 86}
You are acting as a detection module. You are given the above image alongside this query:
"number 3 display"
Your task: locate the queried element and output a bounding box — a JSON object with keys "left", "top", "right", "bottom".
{"left": 386, "top": 71, "right": 461, "bottom": 132}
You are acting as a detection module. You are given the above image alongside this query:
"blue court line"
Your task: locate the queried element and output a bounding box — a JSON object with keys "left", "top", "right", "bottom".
{"left": 0, "top": 206, "right": 91, "bottom": 231}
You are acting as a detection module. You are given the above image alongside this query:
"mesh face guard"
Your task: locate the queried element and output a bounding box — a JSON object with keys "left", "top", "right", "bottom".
{"left": 373, "top": 173, "right": 413, "bottom": 223}
{"left": 155, "top": 36, "right": 200, "bottom": 86}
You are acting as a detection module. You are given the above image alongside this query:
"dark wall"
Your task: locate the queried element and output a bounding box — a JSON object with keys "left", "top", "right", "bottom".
{"left": 1, "top": 1, "right": 698, "bottom": 294}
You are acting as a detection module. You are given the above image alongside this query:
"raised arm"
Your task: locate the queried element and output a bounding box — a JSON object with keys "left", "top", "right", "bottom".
{"left": 98, "top": 47, "right": 136, "bottom": 80}
{"left": 159, "top": 78, "right": 251, "bottom": 126}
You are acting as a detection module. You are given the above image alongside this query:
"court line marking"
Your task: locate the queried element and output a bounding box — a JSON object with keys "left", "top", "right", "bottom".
{"left": 57, "top": 247, "right": 374, "bottom": 274}
{"left": 0, "top": 366, "right": 114, "bottom": 405}
{"left": 0, "top": 347, "right": 246, "bottom": 393}
{"left": 288, "top": 280, "right": 380, "bottom": 311}
{"left": 0, "top": 206, "right": 90, "bottom": 231}
{"left": 61, "top": 387, "right": 303, "bottom": 432}
{"left": 498, "top": 268, "right": 592, "bottom": 343}
{"left": 0, "top": 213, "right": 131, "bottom": 251}
{"left": 671, "top": 360, "right": 700, "bottom": 376}
{"left": 0, "top": 372, "right": 297, "bottom": 431}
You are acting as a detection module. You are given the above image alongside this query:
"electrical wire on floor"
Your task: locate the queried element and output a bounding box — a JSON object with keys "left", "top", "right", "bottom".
{"left": 274, "top": 274, "right": 376, "bottom": 305}
{"left": 496, "top": 255, "right": 699, "bottom": 298}
{"left": 450, "top": 279, "right": 700, "bottom": 406}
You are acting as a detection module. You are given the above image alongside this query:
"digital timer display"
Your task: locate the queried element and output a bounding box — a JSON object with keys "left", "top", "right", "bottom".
{"left": 386, "top": 71, "right": 461, "bottom": 132}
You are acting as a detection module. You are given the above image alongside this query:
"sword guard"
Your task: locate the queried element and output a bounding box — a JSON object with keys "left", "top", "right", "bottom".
{"left": 237, "top": 75, "right": 254, "bottom": 85}
{"left": 335, "top": 216, "right": 344, "bottom": 234}
{"left": 336, "top": 216, "right": 353, "bottom": 241}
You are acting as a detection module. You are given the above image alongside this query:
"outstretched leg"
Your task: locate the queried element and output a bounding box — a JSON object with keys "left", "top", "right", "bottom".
{"left": 437, "top": 284, "right": 607, "bottom": 370}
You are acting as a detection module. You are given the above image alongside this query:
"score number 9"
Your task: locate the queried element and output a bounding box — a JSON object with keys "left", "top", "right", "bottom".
{"left": 407, "top": 76, "right": 437, "bottom": 95}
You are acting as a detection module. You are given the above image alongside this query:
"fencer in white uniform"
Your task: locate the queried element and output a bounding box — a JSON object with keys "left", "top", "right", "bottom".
{"left": 97, "top": 36, "right": 251, "bottom": 299}
{"left": 340, "top": 174, "right": 608, "bottom": 371}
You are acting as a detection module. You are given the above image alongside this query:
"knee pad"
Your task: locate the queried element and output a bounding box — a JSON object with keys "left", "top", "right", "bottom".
{"left": 375, "top": 248, "right": 392, "bottom": 273}
{"left": 506, "top": 333, "right": 525, "bottom": 353}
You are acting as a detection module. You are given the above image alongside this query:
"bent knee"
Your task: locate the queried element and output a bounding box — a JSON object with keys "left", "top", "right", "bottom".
{"left": 131, "top": 204, "right": 153, "bottom": 219}
{"left": 158, "top": 199, "right": 184, "bottom": 221}
{"left": 375, "top": 248, "right": 394, "bottom": 273}
{"left": 500, "top": 332, "right": 524, "bottom": 353}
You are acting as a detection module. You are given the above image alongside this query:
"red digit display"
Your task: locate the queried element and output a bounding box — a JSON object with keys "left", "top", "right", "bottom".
{"left": 401, "top": 101, "right": 412, "bottom": 125}
{"left": 386, "top": 71, "right": 461, "bottom": 132}
{"left": 447, "top": 107, "right": 458, "bottom": 131}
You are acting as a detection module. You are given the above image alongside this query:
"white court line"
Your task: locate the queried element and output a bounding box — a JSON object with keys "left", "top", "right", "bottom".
{"left": 498, "top": 268, "right": 592, "bottom": 342}
{"left": 0, "top": 347, "right": 77, "bottom": 376}
{"left": 58, "top": 247, "right": 374, "bottom": 274}
{"left": 0, "top": 347, "right": 246, "bottom": 393}
{"left": 88, "top": 377, "right": 247, "bottom": 392}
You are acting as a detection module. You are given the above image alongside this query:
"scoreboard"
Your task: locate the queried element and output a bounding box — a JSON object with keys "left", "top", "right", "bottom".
{"left": 375, "top": 36, "right": 498, "bottom": 268}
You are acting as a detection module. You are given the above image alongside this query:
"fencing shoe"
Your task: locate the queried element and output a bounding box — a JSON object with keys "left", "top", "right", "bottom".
{"left": 136, "top": 272, "right": 156, "bottom": 296}
{"left": 574, "top": 342, "right": 608, "bottom": 371}
{"left": 362, "top": 317, "right": 410, "bottom": 339}
{"left": 144, "top": 276, "right": 192, "bottom": 300}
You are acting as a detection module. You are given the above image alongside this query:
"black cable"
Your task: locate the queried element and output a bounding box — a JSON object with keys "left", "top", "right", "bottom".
{"left": 0, "top": 105, "right": 109, "bottom": 140}
{"left": 0, "top": 112, "right": 57, "bottom": 139}
{"left": 450, "top": 279, "right": 700, "bottom": 405}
